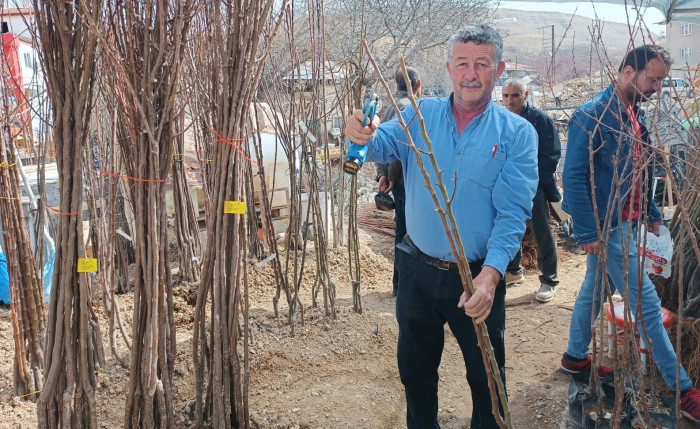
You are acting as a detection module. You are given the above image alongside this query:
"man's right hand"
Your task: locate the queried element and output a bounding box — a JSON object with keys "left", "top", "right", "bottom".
{"left": 344, "top": 109, "right": 378, "bottom": 144}
{"left": 580, "top": 240, "right": 602, "bottom": 255}
{"left": 377, "top": 176, "right": 394, "bottom": 193}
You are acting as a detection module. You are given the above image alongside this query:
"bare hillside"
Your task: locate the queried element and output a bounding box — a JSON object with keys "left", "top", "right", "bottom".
{"left": 495, "top": 8, "right": 663, "bottom": 81}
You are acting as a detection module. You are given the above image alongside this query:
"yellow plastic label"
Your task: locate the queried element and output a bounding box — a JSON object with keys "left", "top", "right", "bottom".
{"left": 77, "top": 258, "right": 98, "bottom": 273}
{"left": 224, "top": 201, "right": 246, "bottom": 214}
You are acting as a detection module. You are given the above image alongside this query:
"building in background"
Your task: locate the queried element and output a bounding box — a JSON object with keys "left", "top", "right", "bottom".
{"left": 665, "top": 21, "right": 700, "bottom": 81}
{"left": 1, "top": 7, "right": 45, "bottom": 163}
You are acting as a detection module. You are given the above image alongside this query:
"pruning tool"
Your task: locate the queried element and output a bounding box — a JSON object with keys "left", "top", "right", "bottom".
{"left": 343, "top": 96, "right": 379, "bottom": 175}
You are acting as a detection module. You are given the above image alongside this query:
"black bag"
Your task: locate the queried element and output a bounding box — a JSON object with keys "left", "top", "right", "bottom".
{"left": 374, "top": 192, "right": 395, "bottom": 211}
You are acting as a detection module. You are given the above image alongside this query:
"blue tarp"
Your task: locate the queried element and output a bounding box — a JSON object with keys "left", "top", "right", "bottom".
{"left": 42, "top": 250, "right": 54, "bottom": 302}
{"left": 0, "top": 250, "right": 54, "bottom": 305}
{"left": 0, "top": 252, "right": 9, "bottom": 304}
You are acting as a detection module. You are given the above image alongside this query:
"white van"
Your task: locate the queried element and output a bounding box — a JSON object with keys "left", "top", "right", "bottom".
{"left": 659, "top": 78, "right": 694, "bottom": 101}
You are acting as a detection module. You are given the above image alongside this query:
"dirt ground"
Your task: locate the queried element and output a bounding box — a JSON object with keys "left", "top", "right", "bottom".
{"left": 0, "top": 207, "right": 696, "bottom": 428}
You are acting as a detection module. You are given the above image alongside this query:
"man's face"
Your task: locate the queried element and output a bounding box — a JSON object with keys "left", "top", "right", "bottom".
{"left": 626, "top": 58, "right": 669, "bottom": 103}
{"left": 446, "top": 41, "right": 505, "bottom": 111}
{"left": 501, "top": 84, "right": 528, "bottom": 114}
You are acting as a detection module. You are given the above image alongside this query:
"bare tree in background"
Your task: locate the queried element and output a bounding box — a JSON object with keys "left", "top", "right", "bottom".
{"left": 298, "top": 0, "right": 492, "bottom": 86}
{"left": 33, "top": 0, "right": 105, "bottom": 427}
{"left": 192, "top": 1, "right": 288, "bottom": 426}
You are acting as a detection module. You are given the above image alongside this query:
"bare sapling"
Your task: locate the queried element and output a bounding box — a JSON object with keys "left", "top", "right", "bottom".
{"left": 33, "top": 0, "right": 106, "bottom": 427}
{"left": 0, "top": 72, "right": 46, "bottom": 399}
{"left": 90, "top": 0, "right": 197, "bottom": 426}
{"left": 172, "top": 110, "right": 202, "bottom": 283}
{"left": 191, "top": 1, "right": 290, "bottom": 426}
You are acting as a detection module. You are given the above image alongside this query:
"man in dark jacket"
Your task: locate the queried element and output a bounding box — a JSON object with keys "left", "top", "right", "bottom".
{"left": 376, "top": 66, "right": 421, "bottom": 296}
{"left": 502, "top": 78, "right": 561, "bottom": 302}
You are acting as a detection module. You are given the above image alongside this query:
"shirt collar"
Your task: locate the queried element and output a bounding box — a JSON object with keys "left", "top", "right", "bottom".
{"left": 446, "top": 92, "right": 495, "bottom": 120}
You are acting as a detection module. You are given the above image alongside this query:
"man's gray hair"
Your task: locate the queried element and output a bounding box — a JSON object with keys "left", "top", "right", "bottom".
{"left": 447, "top": 25, "right": 503, "bottom": 63}
{"left": 503, "top": 78, "right": 526, "bottom": 91}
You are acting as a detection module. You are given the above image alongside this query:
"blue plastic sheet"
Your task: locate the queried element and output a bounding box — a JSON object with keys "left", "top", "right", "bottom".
{"left": 0, "top": 250, "right": 54, "bottom": 305}
{"left": 42, "top": 249, "right": 54, "bottom": 302}
{"left": 0, "top": 252, "right": 8, "bottom": 304}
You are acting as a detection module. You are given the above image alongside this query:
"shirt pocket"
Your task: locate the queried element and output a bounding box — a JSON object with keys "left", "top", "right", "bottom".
{"left": 467, "top": 145, "right": 506, "bottom": 188}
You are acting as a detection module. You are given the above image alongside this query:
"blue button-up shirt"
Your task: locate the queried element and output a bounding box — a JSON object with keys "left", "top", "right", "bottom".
{"left": 349, "top": 95, "right": 538, "bottom": 276}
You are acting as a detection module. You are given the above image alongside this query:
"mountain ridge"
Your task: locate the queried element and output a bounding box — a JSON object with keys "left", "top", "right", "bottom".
{"left": 495, "top": 8, "right": 663, "bottom": 81}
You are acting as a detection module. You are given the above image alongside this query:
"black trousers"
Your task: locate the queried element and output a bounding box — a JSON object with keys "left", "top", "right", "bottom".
{"left": 396, "top": 247, "right": 507, "bottom": 429}
{"left": 507, "top": 187, "right": 559, "bottom": 286}
{"left": 392, "top": 182, "right": 407, "bottom": 294}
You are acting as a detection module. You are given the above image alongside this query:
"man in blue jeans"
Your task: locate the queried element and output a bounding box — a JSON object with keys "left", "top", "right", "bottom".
{"left": 344, "top": 25, "right": 538, "bottom": 428}
{"left": 560, "top": 44, "right": 700, "bottom": 422}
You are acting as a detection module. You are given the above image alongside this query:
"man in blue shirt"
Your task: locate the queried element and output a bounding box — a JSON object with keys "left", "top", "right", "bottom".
{"left": 344, "top": 25, "right": 538, "bottom": 428}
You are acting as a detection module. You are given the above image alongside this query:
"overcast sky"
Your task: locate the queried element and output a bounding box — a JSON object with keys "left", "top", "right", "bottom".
{"left": 499, "top": 1, "right": 666, "bottom": 35}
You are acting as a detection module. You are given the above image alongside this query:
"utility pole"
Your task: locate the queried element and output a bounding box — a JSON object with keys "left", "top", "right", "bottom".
{"left": 539, "top": 25, "right": 555, "bottom": 83}
{"left": 550, "top": 25, "right": 555, "bottom": 82}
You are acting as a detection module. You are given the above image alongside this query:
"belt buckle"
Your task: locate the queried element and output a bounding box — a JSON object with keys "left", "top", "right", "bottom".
{"left": 437, "top": 259, "right": 450, "bottom": 270}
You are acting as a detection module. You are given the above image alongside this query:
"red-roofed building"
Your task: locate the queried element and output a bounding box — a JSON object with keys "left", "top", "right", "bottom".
{"left": 1, "top": 8, "right": 43, "bottom": 152}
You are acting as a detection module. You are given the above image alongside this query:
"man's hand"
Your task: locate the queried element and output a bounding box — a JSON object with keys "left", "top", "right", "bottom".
{"left": 343, "top": 109, "right": 378, "bottom": 144}
{"left": 377, "top": 176, "right": 394, "bottom": 193}
{"left": 580, "top": 240, "right": 602, "bottom": 256}
{"left": 458, "top": 265, "right": 500, "bottom": 324}
{"left": 648, "top": 220, "right": 664, "bottom": 236}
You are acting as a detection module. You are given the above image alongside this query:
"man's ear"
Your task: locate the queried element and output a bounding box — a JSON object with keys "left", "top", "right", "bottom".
{"left": 621, "top": 65, "right": 636, "bottom": 81}
{"left": 497, "top": 61, "right": 506, "bottom": 76}
{"left": 524, "top": 90, "right": 530, "bottom": 101}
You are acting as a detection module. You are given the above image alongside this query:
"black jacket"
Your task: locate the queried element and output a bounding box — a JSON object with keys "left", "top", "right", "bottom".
{"left": 375, "top": 90, "right": 413, "bottom": 185}
{"left": 519, "top": 102, "right": 561, "bottom": 201}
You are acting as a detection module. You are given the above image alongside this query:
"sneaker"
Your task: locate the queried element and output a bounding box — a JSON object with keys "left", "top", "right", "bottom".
{"left": 536, "top": 283, "right": 557, "bottom": 302}
{"left": 505, "top": 272, "right": 524, "bottom": 286}
{"left": 560, "top": 353, "right": 613, "bottom": 377}
{"left": 681, "top": 387, "right": 700, "bottom": 422}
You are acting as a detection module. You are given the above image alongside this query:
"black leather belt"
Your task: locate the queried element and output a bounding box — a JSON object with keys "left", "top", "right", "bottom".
{"left": 404, "top": 235, "right": 459, "bottom": 270}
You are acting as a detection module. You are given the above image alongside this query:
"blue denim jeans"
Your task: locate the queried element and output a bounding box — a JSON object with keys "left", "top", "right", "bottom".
{"left": 396, "top": 246, "right": 506, "bottom": 429}
{"left": 566, "top": 221, "right": 691, "bottom": 391}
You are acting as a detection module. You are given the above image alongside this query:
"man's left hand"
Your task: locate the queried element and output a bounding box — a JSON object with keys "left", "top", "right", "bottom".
{"left": 648, "top": 220, "right": 664, "bottom": 236}
{"left": 458, "top": 266, "right": 501, "bottom": 324}
{"left": 377, "top": 176, "right": 390, "bottom": 193}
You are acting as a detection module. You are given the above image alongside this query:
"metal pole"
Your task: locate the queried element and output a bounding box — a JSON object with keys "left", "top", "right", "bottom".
{"left": 14, "top": 150, "right": 55, "bottom": 254}
{"left": 551, "top": 25, "right": 555, "bottom": 82}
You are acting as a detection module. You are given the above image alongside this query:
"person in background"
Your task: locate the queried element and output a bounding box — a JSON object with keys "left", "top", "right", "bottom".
{"left": 560, "top": 44, "right": 700, "bottom": 422}
{"left": 501, "top": 79, "right": 561, "bottom": 303}
{"left": 344, "top": 25, "right": 538, "bottom": 428}
{"left": 554, "top": 91, "right": 563, "bottom": 107}
{"left": 375, "top": 66, "right": 421, "bottom": 296}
